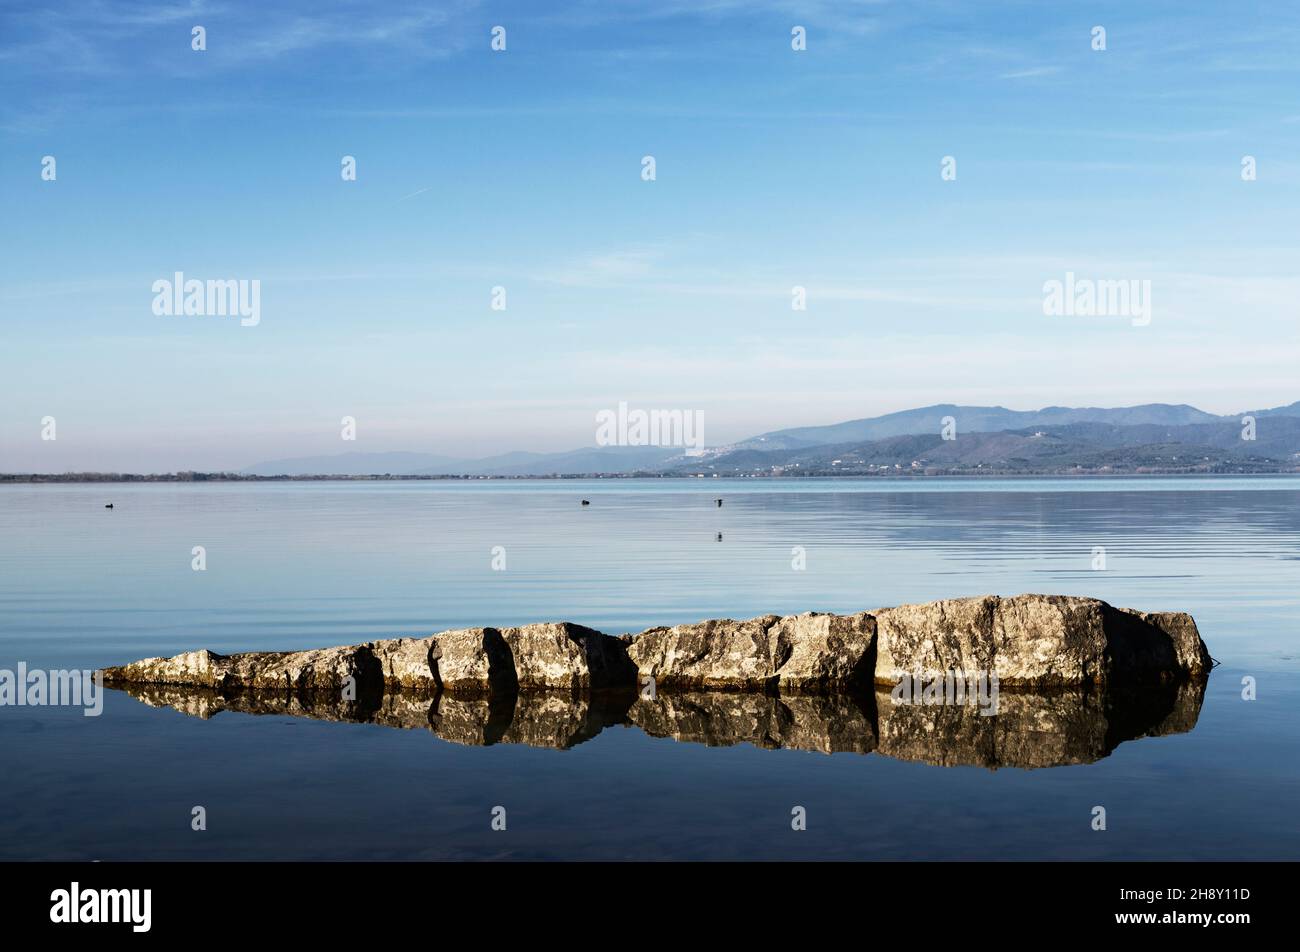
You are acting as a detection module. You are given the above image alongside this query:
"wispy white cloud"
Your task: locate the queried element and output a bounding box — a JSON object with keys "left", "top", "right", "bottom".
{"left": 0, "top": 0, "right": 480, "bottom": 74}
{"left": 532, "top": 248, "right": 668, "bottom": 288}
{"left": 999, "top": 65, "right": 1061, "bottom": 80}
{"left": 396, "top": 186, "right": 434, "bottom": 203}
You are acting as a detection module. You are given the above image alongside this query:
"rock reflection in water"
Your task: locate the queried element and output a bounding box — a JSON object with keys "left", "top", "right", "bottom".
{"left": 428, "top": 691, "right": 633, "bottom": 749}
{"left": 876, "top": 679, "right": 1206, "bottom": 769}
{"left": 110, "top": 677, "right": 1206, "bottom": 768}
{"left": 629, "top": 692, "right": 878, "bottom": 754}
{"left": 117, "top": 683, "right": 636, "bottom": 751}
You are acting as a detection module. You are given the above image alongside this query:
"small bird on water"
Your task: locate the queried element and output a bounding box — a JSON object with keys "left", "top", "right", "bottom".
{"left": 581, "top": 499, "right": 590, "bottom": 506}
{"left": 104, "top": 503, "right": 114, "bottom": 509}
{"left": 716, "top": 498, "right": 723, "bottom": 507}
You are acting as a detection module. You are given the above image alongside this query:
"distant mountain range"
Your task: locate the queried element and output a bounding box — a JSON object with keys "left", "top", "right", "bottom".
{"left": 683, "top": 417, "right": 1300, "bottom": 477}
{"left": 727, "top": 401, "right": 1300, "bottom": 451}
{"left": 239, "top": 401, "right": 1300, "bottom": 477}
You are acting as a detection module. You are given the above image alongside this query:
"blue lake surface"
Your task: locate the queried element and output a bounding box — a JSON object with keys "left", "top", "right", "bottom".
{"left": 1, "top": 477, "right": 1298, "bottom": 860}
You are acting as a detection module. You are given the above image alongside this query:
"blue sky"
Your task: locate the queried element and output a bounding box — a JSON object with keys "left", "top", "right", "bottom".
{"left": 2, "top": 0, "right": 1298, "bottom": 471}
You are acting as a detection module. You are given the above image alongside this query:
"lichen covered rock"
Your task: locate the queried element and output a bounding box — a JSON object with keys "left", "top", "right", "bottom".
{"left": 370, "top": 636, "right": 438, "bottom": 691}
{"left": 99, "top": 595, "right": 1210, "bottom": 700}
{"left": 874, "top": 594, "right": 1210, "bottom": 687}
{"left": 220, "top": 645, "right": 382, "bottom": 693}
{"left": 101, "top": 648, "right": 228, "bottom": 689}
{"left": 627, "top": 615, "right": 782, "bottom": 690}
{"left": 766, "top": 611, "right": 876, "bottom": 691}
{"left": 430, "top": 628, "right": 516, "bottom": 696}
{"left": 500, "top": 622, "right": 637, "bottom": 692}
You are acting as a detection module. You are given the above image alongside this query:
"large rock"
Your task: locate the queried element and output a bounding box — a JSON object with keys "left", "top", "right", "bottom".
{"left": 102, "top": 648, "right": 228, "bottom": 689}
{"left": 429, "top": 628, "right": 517, "bottom": 696}
{"left": 101, "top": 645, "right": 383, "bottom": 694}
{"left": 1111, "top": 608, "right": 1212, "bottom": 678}
{"left": 627, "top": 615, "right": 781, "bottom": 690}
{"left": 99, "top": 595, "right": 1210, "bottom": 698}
{"left": 500, "top": 622, "right": 637, "bottom": 693}
{"left": 220, "top": 645, "right": 381, "bottom": 693}
{"left": 626, "top": 611, "right": 876, "bottom": 692}
{"left": 767, "top": 611, "right": 876, "bottom": 691}
{"left": 873, "top": 596, "right": 998, "bottom": 684}
{"left": 875, "top": 594, "right": 1210, "bottom": 687}
{"left": 370, "top": 636, "right": 438, "bottom": 691}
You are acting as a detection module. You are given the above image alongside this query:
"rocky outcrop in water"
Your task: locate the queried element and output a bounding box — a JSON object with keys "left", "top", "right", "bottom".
{"left": 501, "top": 623, "right": 637, "bottom": 692}
{"left": 873, "top": 594, "right": 1211, "bottom": 686}
{"left": 626, "top": 611, "right": 877, "bottom": 692}
{"left": 102, "top": 645, "right": 383, "bottom": 694}
{"left": 101, "top": 594, "right": 1208, "bottom": 694}
{"left": 426, "top": 628, "right": 514, "bottom": 695}
{"left": 99, "top": 594, "right": 1212, "bottom": 769}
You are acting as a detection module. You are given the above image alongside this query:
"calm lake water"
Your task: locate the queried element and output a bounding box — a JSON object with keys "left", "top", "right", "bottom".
{"left": 2, "top": 477, "right": 1298, "bottom": 860}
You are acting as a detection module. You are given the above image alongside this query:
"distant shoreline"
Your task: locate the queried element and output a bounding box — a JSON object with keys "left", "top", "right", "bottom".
{"left": 3, "top": 469, "right": 1299, "bottom": 484}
